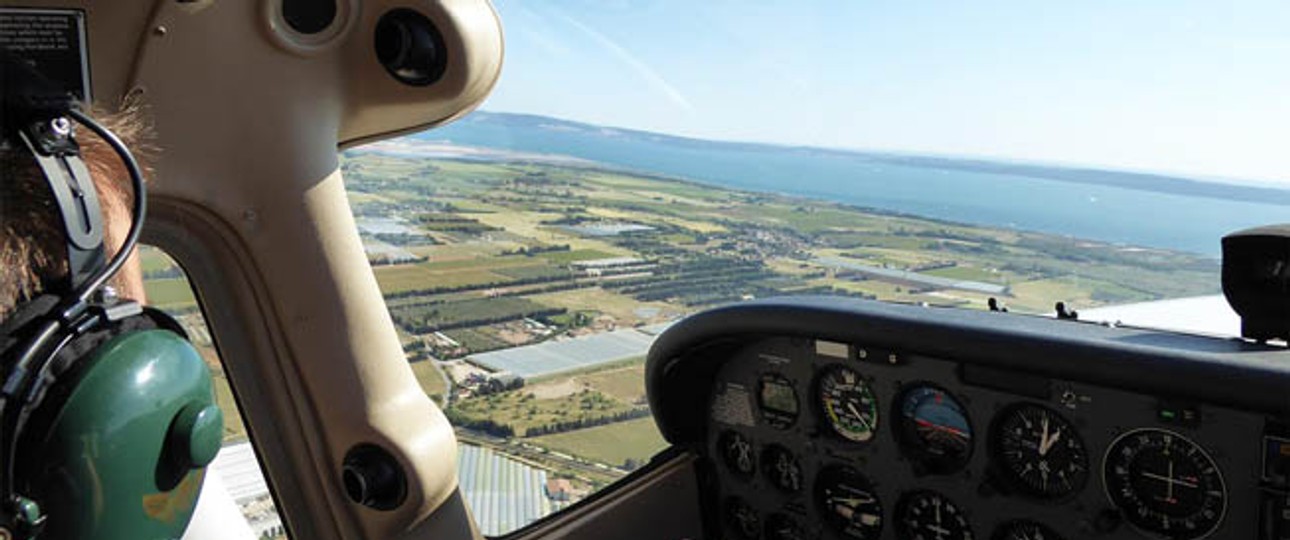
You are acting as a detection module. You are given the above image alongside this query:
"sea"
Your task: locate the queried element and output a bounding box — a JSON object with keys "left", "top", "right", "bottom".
{"left": 417, "top": 117, "right": 1288, "bottom": 257}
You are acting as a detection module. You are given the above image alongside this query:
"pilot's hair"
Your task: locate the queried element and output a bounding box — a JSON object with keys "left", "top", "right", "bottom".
{"left": 0, "top": 102, "right": 155, "bottom": 317}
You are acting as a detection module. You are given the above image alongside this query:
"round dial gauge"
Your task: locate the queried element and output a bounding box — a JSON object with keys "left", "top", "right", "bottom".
{"left": 816, "top": 465, "right": 883, "bottom": 539}
{"left": 758, "top": 373, "right": 800, "bottom": 429}
{"left": 725, "top": 497, "right": 761, "bottom": 539}
{"left": 817, "top": 365, "right": 880, "bottom": 442}
{"left": 990, "top": 403, "right": 1090, "bottom": 499}
{"left": 719, "top": 430, "right": 756, "bottom": 477}
{"left": 895, "top": 490, "right": 974, "bottom": 540}
{"left": 764, "top": 514, "right": 806, "bottom": 540}
{"left": 1102, "top": 428, "right": 1227, "bottom": 540}
{"left": 761, "top": 444, "right": 803, "bottom": 493}
{"left": 896, "top": 384, "right": 973, "bottom": 473}
{"left": 991, "top": 520, "right": 1065, "bottom": 540}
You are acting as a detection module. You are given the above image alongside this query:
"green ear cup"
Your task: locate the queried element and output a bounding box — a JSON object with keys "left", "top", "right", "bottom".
{"left": 23, "top": 328, "right": 218, "bottom": 540}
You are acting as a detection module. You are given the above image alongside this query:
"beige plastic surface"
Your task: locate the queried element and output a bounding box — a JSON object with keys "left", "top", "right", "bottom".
{"left": 9, "top": 0, "right": 502, "bottom": 538}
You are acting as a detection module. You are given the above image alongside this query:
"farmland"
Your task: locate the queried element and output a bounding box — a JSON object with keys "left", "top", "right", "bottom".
{"left": 140, "top": 149, "right": 1221, "bottom": 512}
{"left": 337, "top": 150, "right": 1218, "bottom": 495}
{"left": 530, "top": 417, "right": 667, "bottom": 469}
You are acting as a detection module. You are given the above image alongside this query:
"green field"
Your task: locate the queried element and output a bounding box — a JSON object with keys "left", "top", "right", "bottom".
{"left": 492, "top": 264, "right": 573, "bottom": 280}
{"left": 139, "top": 246, "right": 177, "bottom": 274}
{"left": 529, "top": 288, "right": 673, "bottom": 325}
{"left": 574, "top": 362, "right": 646, "bottom": 403}
{"left": 442, "top": 327, "right": 511, "bottom": 353}
{"left": 541, "top": 249, "right": 616, "bottom": 264}
{"left": 212, "top": 374, "right": 248, "bottom": 442}
{"left": 921, "top": 264, "right": 1006, "bottom": 283}
{"left": 450, "top": 387, "right": 640, "bottom": 436}
{"left": 530, "top": 417, "right": 668, "bottom": 467}
{"left": 409, "top": 360, "right": 448, "bottom": 401}
{"left": 143, "top": 277, "right": 197, "bottom": 310}
{"left": 374, "top": 263, "right": 510, "bottom": 294}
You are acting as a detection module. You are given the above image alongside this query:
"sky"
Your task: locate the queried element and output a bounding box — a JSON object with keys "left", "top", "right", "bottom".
{"left": 479, "top": 0, "right": 1290, "bottom": 186}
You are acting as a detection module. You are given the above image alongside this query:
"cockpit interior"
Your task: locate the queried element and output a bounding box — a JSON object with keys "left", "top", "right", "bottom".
{"left": 1, "top": 1, "right": 1288, "bottom": 540}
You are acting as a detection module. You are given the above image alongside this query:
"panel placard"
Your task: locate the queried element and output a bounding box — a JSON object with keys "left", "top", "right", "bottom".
{"left": 0, "top": 8, "right": 91, "bottom": 101}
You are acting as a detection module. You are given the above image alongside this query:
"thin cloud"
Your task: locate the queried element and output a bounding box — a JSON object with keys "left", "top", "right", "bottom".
{"left": 507, "top": 5, "right": 573, "bottom": 56}
{"left": 550, "top": 10, "right": 695, "bottom": 112}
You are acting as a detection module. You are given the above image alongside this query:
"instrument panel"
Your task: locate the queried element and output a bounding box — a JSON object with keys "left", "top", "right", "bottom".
{"left": 645, "top": 297, "right": 1290, "bottom": 540}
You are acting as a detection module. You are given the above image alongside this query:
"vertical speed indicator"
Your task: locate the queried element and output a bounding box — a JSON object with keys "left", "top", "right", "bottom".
{"left": 817, "top": 365, "right": 880, "bottom": 443}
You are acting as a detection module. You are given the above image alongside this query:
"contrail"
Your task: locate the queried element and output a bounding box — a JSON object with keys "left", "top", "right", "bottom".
{"left": 552, "top": 11, "right": 696, "bottom": 112}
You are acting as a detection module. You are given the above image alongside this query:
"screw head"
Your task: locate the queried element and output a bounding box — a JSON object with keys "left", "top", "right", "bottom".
{"left": 49, "top": 117, "right": 71, "bottom": 136}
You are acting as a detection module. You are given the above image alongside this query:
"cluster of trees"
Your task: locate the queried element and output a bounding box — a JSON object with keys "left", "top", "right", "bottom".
{"left": 391, "top": 303, "right": 567, "bottom": 333}
{"left": 416, "top": 214, "right": 500, "bottom": 233}
{"left": 499, "top": 244, "right": 571, "bottom": 256}
{"left": 610, "top": 237, "right": 690, "bottom": 258}
{"left": 474, "top": 376, "right": 525, "bottom": 396}
{"left": 371, "top": 232, "right": 438, "bottom": 246}
{"left": 600, "top": 258, "right": 775, "bottom": 306}
{"left": 540, "top": 214, "right": 593, "bottom": 226}
{"left": 523, "top": 408, "right": 651, "bottom": 437}
{"left": 369, "top": 255, "right": 429, "bottom": 267}
{"left": 443, "top": 409, "right": 514, "bottom": 438}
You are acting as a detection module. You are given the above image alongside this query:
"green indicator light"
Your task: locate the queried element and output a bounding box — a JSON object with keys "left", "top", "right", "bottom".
{"left": 1160, "top": 410, "right": 1177, "bottom": 419}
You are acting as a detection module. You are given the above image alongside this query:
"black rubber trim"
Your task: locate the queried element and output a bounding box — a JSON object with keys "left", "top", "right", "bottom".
{"left": 493, "top": 445, "right": 692, "bottom": 540}
{"left": 646, "top": 296, "right": 1290, "bottom": 445}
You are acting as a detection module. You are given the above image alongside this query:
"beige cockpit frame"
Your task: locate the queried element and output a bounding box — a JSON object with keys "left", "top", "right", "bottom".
{"left": 15, "top": 1, "right": 705, "bottom": 538}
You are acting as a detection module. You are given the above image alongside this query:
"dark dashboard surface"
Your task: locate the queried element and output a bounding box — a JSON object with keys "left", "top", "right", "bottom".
{"left": 645, "top": 297, "right": 1290, "bottom": 540}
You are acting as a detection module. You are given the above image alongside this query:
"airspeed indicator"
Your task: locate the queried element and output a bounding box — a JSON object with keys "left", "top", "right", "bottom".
{"left": 817, "top": 365, "right": 879, "bottom": 443}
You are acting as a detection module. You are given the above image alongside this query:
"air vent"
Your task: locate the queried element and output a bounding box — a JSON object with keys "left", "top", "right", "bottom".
{"left": 342, "top": 444, "right": 407, "bottom": 510}
{"left": 282, "top": 0, "right": 336, "bottom": 34}
{"left": 374, "top": 9, "right": 447, "bottom": 87}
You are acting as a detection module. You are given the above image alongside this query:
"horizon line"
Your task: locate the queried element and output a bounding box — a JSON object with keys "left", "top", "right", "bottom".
{"left": 468, "top": 108, "right": 1290, "bottom": 190}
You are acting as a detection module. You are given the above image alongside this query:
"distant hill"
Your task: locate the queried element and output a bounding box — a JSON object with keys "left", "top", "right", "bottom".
{"left": 422, "top": 111, "right": 1290, "bottom": 207}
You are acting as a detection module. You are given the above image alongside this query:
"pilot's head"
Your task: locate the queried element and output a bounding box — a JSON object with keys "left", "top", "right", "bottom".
{"left": 1, "top": 58, "right": 220, "bottom": 539}
{"left": 0, "top": 103, "right": 151, "bottom": 316}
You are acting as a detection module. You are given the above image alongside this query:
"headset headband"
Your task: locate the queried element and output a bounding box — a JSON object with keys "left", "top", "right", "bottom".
{"left": 2, "top": 50, "right": 106, "bottom": 292}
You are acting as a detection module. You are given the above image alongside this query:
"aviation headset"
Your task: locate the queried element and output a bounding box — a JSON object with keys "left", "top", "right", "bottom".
{"left": 1, "top": 50, "right": 222, "bottom": 539}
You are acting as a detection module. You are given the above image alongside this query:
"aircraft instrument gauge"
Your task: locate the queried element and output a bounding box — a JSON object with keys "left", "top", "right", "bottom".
{"left": 758, "top": 373, "right": 800, "bottom": 429}
{"left": 719, "top": 430, "right": 756, "bottom": 477}
{"left": 761, "top": 444, "right": 803, "bottom": 493}
{"left": 816, "top": 465, "right": 883, "bottom": 539}
{"left": 817, "top": 365, "right": 879, "bottom": 443}
{"left": 895, "top": 384, "right": 973, "bottom": 473}
{"left": 895, "top": 490, "right": 975, "bottom": 540}
{"left": 991, "top": 520, "right": 1065, "bottom": 540}
{"left": 764, "top": 514, "right": 806, "bottom": 540}
{"left": 725, "top": 496, "right": 761, "bottom": 539}
{"left": 1102, "top": 428, "right": 1226, "bottom": 540}
{"left": 990, "top": 403, "right": 1090, "bottom": 499}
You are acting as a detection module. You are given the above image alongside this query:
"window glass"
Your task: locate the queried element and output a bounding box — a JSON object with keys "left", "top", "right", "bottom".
{"left": 141, "top": 246, "right": 289, "bottom": 540}
{"left": 348, "top": 1, "right": 1288, "bottom": 535}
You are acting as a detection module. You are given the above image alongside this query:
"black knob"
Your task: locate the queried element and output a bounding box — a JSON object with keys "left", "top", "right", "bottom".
{"left": 342, "top": 444, "right": 407, "bottom": 510}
